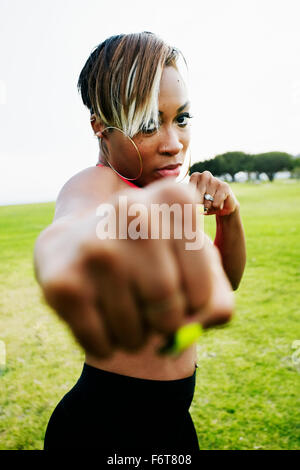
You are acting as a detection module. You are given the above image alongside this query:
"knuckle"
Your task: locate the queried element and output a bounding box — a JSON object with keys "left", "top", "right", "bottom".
{"left": 172, "top": 184, "right": 195, "bottom": 206}
{"left": 79, "top": 240, "right": 101, "bottom": 265}
{"left": 152, "top": 180, "right": 195, "bottom": 206}
{"left": 156, "top": 185, "right": 180, "bottom": 204}
{"left": 213, "top": 197, "right": 221, "bottom": 207}
{"left": 189, "top": 172, "right": 201, "bottom": 181}
{"left": 82, "top": 240, "right": 120, "bottom": 272}
{"left": 43, "top": 277, "right": 80, "bottom": 310}
{"left": 151, "top": 279, "right": 177, "bottom": 301}
{"left": 98, "top": 244, "right": 120, "bottom": 270}
{"left": 79, "top": 238, "right": 97, "bottom": 256}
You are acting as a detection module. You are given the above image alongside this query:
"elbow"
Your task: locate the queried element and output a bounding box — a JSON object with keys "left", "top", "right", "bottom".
{"left": 231, "top": 280, "right": 240, "bottom": 291}
{"left": 228, "top": 265, "right": 246, "bottom": 291}
{"left": 230, "top": 263, "right": 246, "bottom": 291}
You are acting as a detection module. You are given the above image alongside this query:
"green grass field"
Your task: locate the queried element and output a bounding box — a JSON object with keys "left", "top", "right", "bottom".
{"left": 0, "top": 180, "right": 299, "bottom": 450}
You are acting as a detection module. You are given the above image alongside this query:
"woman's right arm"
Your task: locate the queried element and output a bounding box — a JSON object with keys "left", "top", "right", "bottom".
{"left": 34, "top": 165, "right": 143, "bottom": 357}
{"left": 34, "top": 166, "right": 234, "bottom": 358}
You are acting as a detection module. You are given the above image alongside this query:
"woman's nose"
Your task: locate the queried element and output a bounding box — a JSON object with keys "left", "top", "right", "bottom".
{"left": 158, "top": 128, "right": 183, "bottom": 156}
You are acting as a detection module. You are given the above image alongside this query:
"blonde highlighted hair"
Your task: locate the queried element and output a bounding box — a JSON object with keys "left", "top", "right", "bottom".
{"left": 77, "top": 32, "right": 185, "bottom": 138}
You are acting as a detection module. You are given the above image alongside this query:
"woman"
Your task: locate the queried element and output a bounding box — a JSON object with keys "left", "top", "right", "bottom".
{"left": 34, "top": 32, "right": 246, "bottom": 456}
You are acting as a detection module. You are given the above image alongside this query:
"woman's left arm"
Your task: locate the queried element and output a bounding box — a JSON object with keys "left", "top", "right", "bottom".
{"left": 189, "top": 171, "right": 246, "bottom": 291}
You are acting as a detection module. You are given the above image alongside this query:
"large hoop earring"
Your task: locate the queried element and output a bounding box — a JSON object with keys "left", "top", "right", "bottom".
{"left": 100, "top": 126, "right": 143, "bottom": 181}
{"left": 176, "top": 148, "right": 192, "bottom": 183}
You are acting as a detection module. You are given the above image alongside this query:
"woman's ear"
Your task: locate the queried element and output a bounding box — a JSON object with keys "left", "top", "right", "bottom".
{"left": 90, "top": 114, "right": 104, "bottom": 138}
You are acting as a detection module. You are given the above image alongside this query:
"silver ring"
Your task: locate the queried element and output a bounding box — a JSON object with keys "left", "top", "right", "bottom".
{"left": 204, "top": 193, "right": 214, "bottom": 202}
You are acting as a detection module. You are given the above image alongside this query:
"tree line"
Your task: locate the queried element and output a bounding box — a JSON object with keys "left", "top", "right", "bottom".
{"left": 189, "top": 151, "right": 300, "bottom": 182}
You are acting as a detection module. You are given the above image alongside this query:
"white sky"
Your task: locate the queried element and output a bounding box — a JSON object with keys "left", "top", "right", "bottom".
{"left": 0, "top": 0, "right": 299, "bottom": 205}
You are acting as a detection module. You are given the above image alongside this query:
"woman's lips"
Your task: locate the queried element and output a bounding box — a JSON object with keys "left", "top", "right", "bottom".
{"left": 155, "top": 166, "right": 181, "bottom": 178}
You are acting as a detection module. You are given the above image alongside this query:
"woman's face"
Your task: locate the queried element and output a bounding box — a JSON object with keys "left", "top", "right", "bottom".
{"left": 98, "top": 66, "right": 192, "bottom": 187}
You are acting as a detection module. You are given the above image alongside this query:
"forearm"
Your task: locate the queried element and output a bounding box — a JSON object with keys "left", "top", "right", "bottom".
{"left": 214, "top": 205, "right": 246, "bottom": 290}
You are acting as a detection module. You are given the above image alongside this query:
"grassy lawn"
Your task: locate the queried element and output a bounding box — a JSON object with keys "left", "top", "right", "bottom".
{"left": 0, "top": 180, "right": 299, "bottom": 450}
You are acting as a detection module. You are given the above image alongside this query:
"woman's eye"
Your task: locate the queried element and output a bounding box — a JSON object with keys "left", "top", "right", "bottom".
{"left": 176, "top": 113, "right": 193, "bottom": 127}
{"left": 141, "top": 126, "right": 157, "bottom": 135}
{"left": 140, "top": 121, "right": 159, "bottom": 135}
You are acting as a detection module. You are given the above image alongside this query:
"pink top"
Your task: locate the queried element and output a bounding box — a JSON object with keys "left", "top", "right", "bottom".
{"left": 96, "top": 163, "right": 141, "bottom": 189}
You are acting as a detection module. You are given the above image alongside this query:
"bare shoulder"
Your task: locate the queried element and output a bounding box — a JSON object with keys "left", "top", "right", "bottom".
{"left": 54, "top": 165, "right": 131, "bottom": 220}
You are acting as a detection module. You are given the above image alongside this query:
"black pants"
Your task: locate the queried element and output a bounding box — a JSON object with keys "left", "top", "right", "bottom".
{"left": 44, "top": 363, "right": 200, "bottom": 459}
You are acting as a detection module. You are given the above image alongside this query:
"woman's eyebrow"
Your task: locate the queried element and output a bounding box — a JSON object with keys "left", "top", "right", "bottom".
{"left": 177, "top": 101, "right": 190, "bottom": 113}
{"left": 158, "top": 101, "right": 190, "bottom": 116}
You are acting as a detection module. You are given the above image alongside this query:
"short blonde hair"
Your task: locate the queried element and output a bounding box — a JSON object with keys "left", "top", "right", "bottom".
{"left": 77, "top": 32, "right": 184, "bottom": 137}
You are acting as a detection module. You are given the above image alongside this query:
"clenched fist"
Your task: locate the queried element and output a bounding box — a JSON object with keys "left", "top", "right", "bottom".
{"left": 35, "top": 179, "right": 234, "bottom": 359}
